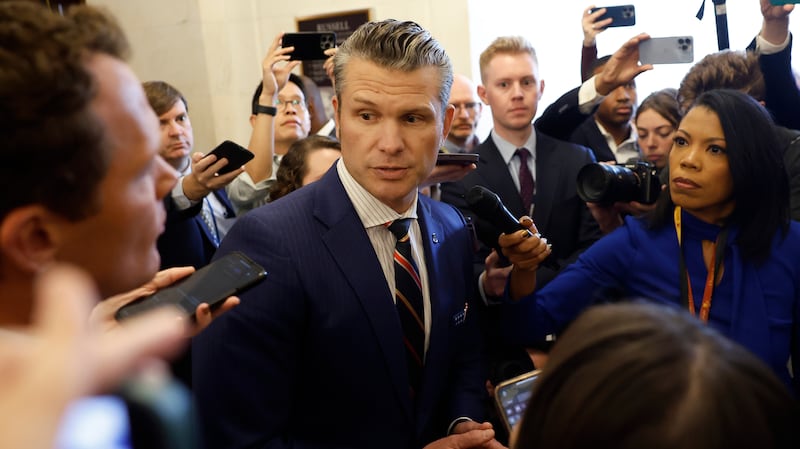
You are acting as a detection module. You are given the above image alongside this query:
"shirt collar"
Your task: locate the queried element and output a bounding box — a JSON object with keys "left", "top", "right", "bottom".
{"left": 336, "top": 159, "right": 418, "bottom": 229}
{"left": 490, "top": 127, "right": 537, "bottom": 165}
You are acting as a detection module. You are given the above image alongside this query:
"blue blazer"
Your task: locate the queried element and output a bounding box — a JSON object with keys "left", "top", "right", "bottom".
{"left": 157, "top": 188, "right": 235, "bottom": 270}
{"left": 192, "top": 167, "right": 487, "bottom": 449}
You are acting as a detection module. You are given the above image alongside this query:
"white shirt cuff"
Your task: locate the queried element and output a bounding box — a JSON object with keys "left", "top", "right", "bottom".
{"left": 171, "top": 176, "right": 200, "bottom": 210}
{"left": 578, "top": 75, "right": 605, "bottom": 115}
{"left": 756, "top": 32, "right": 790, "bottom": 55}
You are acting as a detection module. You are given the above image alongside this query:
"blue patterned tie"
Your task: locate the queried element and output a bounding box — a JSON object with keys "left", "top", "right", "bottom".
{"left": 386, "top": 218, "right": 424, "bottom": 398}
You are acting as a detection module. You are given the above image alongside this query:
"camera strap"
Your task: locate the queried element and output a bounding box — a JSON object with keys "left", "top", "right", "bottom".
{"left": 674, "top": 206, "right": 728, "bottom": 323}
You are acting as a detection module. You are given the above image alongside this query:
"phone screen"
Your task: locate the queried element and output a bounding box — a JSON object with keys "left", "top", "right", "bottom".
{"left": 115, "top": 251, "right": 267, "bottom": 321}
{"left": 495, "top": 370, "right": 541, "bottom": 431}
{"left": 282, "top": 32, "right": 336, "bottom": 60}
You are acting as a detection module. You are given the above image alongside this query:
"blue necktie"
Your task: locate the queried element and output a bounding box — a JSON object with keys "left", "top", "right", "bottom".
{"left": 387, "top": 218, "right": 424, "bottom": 398}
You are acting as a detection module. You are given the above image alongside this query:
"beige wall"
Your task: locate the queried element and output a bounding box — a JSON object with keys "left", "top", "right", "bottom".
{"left": 91, "top": 0, "right": 475, "bottom": 153}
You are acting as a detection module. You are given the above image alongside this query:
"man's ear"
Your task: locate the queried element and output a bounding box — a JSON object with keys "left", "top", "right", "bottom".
{"left": 0, "top": 206, "right": 63, "bottom": 273}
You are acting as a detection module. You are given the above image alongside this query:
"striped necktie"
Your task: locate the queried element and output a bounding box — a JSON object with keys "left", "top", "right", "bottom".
{"left": 386, "top": 218, "right": 424, "bottom": 398}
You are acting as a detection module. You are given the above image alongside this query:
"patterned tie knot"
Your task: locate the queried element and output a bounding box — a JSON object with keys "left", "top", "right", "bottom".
{"left": 515, "top": 147, "right": 530, "bottom": 163}
{"left": 387, "top": 218, "right": 412, "bottom": 242}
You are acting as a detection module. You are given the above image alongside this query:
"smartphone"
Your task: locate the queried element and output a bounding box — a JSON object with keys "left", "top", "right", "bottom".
{"left": 208, "top": 140, "right": 254, "bottom": 175}
{"left": 494, "top": 369, "right": 541, "bottom": 433}
{"left": 282, "top": 32, "right": 337, "bottom": 61}
{"left": 589, "top": 5, "right": 636, "bottom": 28}
{"left": 115, "top": 251, "right": 267, "bottom": 321}
{"left": 639, "top": 36, "right": 694, "bottom": 65}
{"left": 769, "top": 1, "right": 800, "bottom": 5}
{"left": 436, "top": 153, "right": 479, "bottom": 166}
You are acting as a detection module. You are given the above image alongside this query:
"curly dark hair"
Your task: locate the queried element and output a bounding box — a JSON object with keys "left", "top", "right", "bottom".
{"left": 0, "top": 2, "right": 129, "bottom": 221}
{"left": 268, "top": 135, "right": 340, "bottom": 201}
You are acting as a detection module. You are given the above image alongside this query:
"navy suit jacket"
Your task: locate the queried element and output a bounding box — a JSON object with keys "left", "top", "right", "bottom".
{"left": 192, "top": 167, "right": 487, "bottom": 449}
{"left": 157, "top": 188, "right": 235, "bottom": 270}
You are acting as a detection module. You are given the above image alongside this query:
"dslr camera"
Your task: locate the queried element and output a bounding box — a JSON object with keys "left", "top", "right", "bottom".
{"left": 576, "top": 161, "right": 660, "bottom": 205}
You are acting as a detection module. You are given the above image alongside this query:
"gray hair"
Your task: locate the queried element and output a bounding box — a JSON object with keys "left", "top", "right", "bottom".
{"left": 333, "top": 19, "right": 453, "bottom": 109}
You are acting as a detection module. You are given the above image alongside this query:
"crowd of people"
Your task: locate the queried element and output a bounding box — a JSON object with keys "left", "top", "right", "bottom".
{"left": 1, "top": 1, "right": 798, "bottom": 448}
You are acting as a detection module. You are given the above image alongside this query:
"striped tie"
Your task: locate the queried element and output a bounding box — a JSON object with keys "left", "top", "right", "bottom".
{"left": 386, "top": 218, "right": 424, "bottom": 398}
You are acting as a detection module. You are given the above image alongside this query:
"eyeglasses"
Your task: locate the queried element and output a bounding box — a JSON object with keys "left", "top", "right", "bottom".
{"left": 450, "top": 102, "right": 480, "bottom": 111}
{"left": 274, "top": 98, "right": 306, "bottom": 110}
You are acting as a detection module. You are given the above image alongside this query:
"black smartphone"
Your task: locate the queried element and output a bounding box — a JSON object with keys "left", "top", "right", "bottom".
{"left": 494, "top": 369, "right": 541, "bottom": 433}
{"left": 639, "top": 36, "right": 694, "bottom": 65}
{"left": 770, "top": 1, "right": 800, "bottom": 5}
{"left": 208, "top": 140, "right": 254, "bottom": 175}
{"left": 115, "top": 251, "right": 267, "bottom": 321}
{"left": 590, "top": 5, "right": 636, "bottom": 28}
{"left": 436, "top": 153, "right": 479, "bottom": 166}
{"left": 282, "top": 32, "right": 337, "bottom": 61}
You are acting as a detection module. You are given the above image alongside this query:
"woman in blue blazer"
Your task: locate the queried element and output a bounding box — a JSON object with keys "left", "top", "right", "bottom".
{"left": 501, "top": 89, "right": 800, "bottom": 397}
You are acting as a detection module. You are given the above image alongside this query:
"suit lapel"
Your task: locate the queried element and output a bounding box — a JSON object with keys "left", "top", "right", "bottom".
{"left": 533, "top": 132, "right": 560, "bottom": 230}
{"left": 313, "top": 169, "right": 415, "bottom": 424}
{"left": 477, "top": 139, "right": 527, "bottom": 217}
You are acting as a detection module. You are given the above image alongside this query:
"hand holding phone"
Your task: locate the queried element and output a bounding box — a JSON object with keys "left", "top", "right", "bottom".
{"left": 639, "top": 36, "right": 694, "bottom": 65}
{"left": 589, "top": 5, "right": 636, "bottom": 29}
{"left": 208, "top": 140, "right": 254, "bottom": 175}
{"left": 115, "top": 252, "right": 267, "bottom": 321}
{"left": 282, "top": 32, "right": 337, "bottom": 61}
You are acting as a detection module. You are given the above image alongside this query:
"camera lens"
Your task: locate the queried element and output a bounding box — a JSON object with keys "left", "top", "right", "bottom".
{"left": 576, "top": 163, "right": 641, "bottom": 204}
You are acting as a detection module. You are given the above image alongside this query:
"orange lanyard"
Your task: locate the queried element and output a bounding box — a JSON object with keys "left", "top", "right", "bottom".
{"left": 673, "top": 207, "right": 727, "bottom": 323}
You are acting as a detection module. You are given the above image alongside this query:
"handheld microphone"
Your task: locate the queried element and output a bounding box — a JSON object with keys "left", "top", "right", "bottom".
{"left": 465, "top": 185, "right": 559, "bottom": 271}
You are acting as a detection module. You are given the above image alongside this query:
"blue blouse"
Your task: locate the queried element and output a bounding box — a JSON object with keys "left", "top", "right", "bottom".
{"left": 503, "top": 209, "right": 800, "bottom": 395}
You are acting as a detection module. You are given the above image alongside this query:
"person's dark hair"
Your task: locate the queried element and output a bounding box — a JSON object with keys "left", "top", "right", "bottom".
{"left": 268, "top": 135, "right": 340, "bottom": 201}
{"left": 649, "top": 89, "right": 788, "bottom": 262}
{"left": 0, "top": 2, "right": 129, "bottom": 222}
{"left": 677, "top": 50, "right": 764, "bottom": 112}
{"left": 635, "top": 88, "right": 681, "bottom": 128}
{"left": 251, "top": 74, "right": 306, "bottom": 115}
{"left": 142, "top": 81, "right": 188, "bottom": 115}
{"left": 513, "top": 302, "right": 799, "bottom": 449}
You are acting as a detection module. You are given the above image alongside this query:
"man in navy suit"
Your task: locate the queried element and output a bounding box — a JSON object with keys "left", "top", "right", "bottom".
{"left": 439, "top": 37, "right": 601, "bottom": 441}
{"left": 143, "top": 81, "right": 242, "bottom": 270}
{"left": 192, "top": 20, "right": 510, "bottom": 449}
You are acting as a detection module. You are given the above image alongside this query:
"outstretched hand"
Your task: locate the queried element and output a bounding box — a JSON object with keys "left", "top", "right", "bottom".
{"left": 595, "top": 33, "right": 653, "bottom": 96}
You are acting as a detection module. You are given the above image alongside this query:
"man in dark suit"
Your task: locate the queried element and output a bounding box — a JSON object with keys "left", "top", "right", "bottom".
{"left": 143, "top": 81, "right": 242, "bottom": 270}
{"left": 439, "top": 36, "right": 602, "bottom": 444}
{"left": 192, "top": 19, "right": 508, "bottom": 449}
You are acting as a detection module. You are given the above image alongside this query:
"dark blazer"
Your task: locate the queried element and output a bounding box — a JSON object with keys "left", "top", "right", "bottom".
{"left": 157, "top": 188, "right": 235, "bottom": 270}
{"left": 191, "top": 167, "right": 486, "bottom": 449}
{"left": 535, "top": 86, "right": 617, "bottom": 162}
{"left": 439, "top": 131, "right": 601, "bottom": 404}
{"left": 440, "top": 130, "right": 601, "bottom": 288}
{"left": 747, "top": 35, "right": 800, "bottom": 219}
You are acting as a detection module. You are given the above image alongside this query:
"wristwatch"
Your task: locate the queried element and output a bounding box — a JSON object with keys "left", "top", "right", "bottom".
{"left": 253, "top": 104, "right": 277, "bottom": 116}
